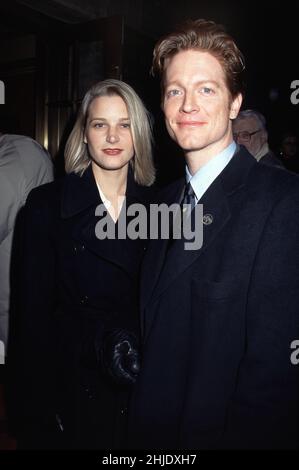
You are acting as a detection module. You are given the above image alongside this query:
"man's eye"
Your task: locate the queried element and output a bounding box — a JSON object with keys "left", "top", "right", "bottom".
{"left": 166, "top": 89, "right": 181, "bottom": 98}
{"left": 200, "top": 87, "right": 214, "bottom": 95}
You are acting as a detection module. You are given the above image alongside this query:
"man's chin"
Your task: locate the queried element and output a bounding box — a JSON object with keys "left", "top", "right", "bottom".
{"left": 172, "top": 137, "right": 204, "bottom": 151}
{"left": 180, "top": 142, "right": 206, "bottom": 153}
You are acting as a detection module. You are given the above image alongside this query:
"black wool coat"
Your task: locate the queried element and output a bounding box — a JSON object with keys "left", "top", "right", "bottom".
{"left": 128, "top": 147, "right": 299, "bottom": 450}
{"left": 9, "top": 165, "right": 153, "bottom": 449}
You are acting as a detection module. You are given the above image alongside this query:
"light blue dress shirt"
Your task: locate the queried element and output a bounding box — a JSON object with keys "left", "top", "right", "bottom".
{"left": 186, "top": 141, "right": 237, "bottom": 203}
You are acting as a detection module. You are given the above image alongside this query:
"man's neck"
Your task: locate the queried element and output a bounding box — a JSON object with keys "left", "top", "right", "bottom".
{"left": 255, "top": 142, "right": 269, "bottom": 162}
{"left": 185, "top": 137, "right": 234, "bottom": 175}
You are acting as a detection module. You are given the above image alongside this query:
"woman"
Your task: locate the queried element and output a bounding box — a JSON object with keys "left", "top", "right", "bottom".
{"left": 11, "top": 79, "right": 155, "bottom": 449}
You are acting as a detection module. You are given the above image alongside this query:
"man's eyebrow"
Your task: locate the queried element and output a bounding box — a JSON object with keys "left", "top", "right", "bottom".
{"left": 165, "top": 79, "right": 221, "bottom": 88}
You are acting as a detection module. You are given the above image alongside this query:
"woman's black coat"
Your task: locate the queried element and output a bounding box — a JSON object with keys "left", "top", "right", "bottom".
{"left": 9, "top": 165, "right": 152, "bottom": 449}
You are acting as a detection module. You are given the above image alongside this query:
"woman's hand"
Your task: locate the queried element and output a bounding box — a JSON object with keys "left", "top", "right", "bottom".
{"left": 100, "top": 329, "right": 140, "bottom": 385}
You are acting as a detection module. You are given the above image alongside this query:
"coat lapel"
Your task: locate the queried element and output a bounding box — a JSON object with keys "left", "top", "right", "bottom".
{"left": 61, "top": 164, "right": 100, "bottom": 219}
{"left": 140, "top": 178, "right": 185, "bottom": 313}
{"left": 150, "top": 177, "right": 231, "bottom": 302}
{"left": 61, "top": 165, "right": 150, "bottom": 277}
{"left": 141, "top": 146, "right": 257, "bottom": 336}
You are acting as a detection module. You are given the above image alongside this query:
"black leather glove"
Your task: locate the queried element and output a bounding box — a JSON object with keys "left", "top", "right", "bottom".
{"left": 100, "top": 328, "right": 140, "bottom": 385}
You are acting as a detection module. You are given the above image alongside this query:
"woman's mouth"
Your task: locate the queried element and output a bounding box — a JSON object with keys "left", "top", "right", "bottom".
{"left": 102, "top": 148, "right": 123, "bottom": 155}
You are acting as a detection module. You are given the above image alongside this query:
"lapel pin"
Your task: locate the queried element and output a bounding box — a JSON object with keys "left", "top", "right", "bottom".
{"left": 203, "top": 214, "right": 213, "bottom": 225}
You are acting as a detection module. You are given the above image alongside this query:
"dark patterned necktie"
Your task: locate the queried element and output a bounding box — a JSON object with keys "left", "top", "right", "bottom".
{"left": 168, "top": 181, "right": 196, "bottom": 248}
{"left": 181, "top": 181, "right": 196, "bottom": 217}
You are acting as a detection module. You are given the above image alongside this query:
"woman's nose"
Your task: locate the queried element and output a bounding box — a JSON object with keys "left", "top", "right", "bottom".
{"left": 106, "top": 128, "right": 120, "bottom": 144}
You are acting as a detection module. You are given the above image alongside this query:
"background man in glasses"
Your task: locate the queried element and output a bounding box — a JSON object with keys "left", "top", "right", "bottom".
{"left": 233, "top": 109, "right": 283, "bottom": 168}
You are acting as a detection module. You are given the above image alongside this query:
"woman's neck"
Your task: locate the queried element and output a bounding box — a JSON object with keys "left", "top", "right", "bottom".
{"left": 91, "top": 162, "right": 128, "bottom": 198}
{"left": 91, "top": 162, "right": 129, "bottom": 222}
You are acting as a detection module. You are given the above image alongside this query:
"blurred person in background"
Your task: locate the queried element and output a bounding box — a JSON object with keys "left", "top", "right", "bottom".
{"left": 279, "top": 131, "right": 299, "bottom": 173}
{"left": 232, "top": 109, "right": 283, "bottom": 168}
{"left": 0, "top": 132, "right": 53, "bottom": 363}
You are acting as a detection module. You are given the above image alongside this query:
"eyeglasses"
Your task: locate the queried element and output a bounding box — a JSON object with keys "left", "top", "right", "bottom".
{"left": 233, "top": 129, "right": 262, "bottom": 142}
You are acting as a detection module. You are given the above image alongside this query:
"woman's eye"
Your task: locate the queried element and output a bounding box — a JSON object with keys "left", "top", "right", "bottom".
{"left": 93, "top": 122, "right": 104, "bottom": 128}
{"left": 121, "top": 123, "right": 131, "bottom": 128}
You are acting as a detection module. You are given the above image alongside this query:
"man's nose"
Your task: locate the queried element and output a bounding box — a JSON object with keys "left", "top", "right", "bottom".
{"left": 180, "top": 92, "right": 198, "bottom": 113}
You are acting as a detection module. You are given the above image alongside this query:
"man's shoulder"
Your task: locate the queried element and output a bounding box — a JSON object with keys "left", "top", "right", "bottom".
{"left": 246, "top": 162, "right": 299, "bottom": 211}
{"left": 260, "top": 151, "right": 284, "bottom": 169}
{"left": 1, "top": 134, "right": 46, "bottom": 155}
{"left": 250, "top": 161, "right": 299, "bottom": 191}
{"left": 1, "top": 134, "right": 53, "bottom": 176}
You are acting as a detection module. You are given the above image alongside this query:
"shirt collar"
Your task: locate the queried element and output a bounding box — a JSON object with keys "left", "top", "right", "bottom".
{"left": 185, "top": 141, "right": 236, "bottom": 202}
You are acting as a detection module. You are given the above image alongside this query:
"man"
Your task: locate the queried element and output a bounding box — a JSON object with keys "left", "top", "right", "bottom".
{"left": 233, "top": 109, "right": 283, "bottom": 168}
{"left": 0, "top": 133, "right": 53, "bottom": 364}
{"left": 128, "top": 19, "right": 299, "bottom": 449}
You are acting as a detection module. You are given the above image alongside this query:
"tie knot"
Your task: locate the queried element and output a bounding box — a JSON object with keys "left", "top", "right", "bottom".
{"left": 182, "top": 182, "right": 195, "bottom": 203}
{"left": 181, "top": 181, "right": 196, "bottom": 213}
{"left": 184, "top": 182, "right": 195, "bottom": 197}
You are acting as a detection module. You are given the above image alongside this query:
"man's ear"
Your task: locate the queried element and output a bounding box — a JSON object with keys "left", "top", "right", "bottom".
{"left": 261, "top": 129, "right": 268, "bottom": 144}
{"left": 229, "top": 93, "right": 242, "bottom": 120}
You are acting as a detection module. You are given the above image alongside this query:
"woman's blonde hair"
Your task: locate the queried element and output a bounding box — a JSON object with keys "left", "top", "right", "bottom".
{"left": 65, "top": 79, "right": 155, "bottom": 186}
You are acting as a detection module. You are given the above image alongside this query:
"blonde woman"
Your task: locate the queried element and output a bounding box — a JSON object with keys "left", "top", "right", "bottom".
{"left": 11, "top": 79, "right": 155, "bottom": 449}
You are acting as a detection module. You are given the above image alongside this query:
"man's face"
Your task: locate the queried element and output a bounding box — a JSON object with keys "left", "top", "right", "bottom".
{"left": 232, "top": 116, "right": 267, "bottom": 157}
{"left": 162, "top": 49, "right": 242, "bottom": 159}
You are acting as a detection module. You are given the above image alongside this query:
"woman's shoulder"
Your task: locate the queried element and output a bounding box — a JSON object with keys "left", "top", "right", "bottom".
{"left": 25, "top": 175, "right": 67, "bottom": 212}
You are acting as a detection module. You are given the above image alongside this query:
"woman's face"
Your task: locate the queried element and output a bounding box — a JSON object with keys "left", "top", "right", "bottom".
{"left": 84, "top": 95, "right": 134, "bottom": 171}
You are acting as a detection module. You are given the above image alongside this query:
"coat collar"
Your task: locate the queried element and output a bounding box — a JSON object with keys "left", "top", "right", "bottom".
{"left": 61, "top": 163, "right": 151, "bottom": 219}
{"left": 61, "top": 165, "right": 100, "bottom": 219}
{"left": 141, "top": 146, "right": 257, "bottom": 335}
{"left": 60, "top": 163, "right": 153, "bottom": 278}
